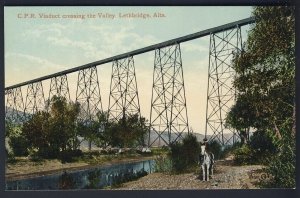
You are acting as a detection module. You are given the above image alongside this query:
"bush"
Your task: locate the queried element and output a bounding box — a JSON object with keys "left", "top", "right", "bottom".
{"left": 37, "top": 146, "right": 60, "bottom": 159}
{"left": 233, "top": 130, "right": 278, "bottom": 165}
{"left": 59, "top": 149, "right": 83, "bottom": 163}
{"left": 206, "top": 140, "right": 222, "bottom": 160}
{"left": 267, "top": 149, "right": 295, "bottom": 188}
{"left": 9, "top": 136, "right": 29, "bottom": 157}
{"left": 153, "top": 155, "right": 172, "bottom": 173}
{"left": 27, "top": 148, "right": 43, "bottom": 162}
{"left": 169, "top": 134, "right": 200, "bottom": 173}
{"left": 265, "top": 120, "right": 296, "bottom": 188}
{"left": 233, "top": 144, "right": 254, "bottom": 165}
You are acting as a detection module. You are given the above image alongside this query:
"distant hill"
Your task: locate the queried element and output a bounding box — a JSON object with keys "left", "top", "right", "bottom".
{"left": 5, "top": 107, "right": 29, "bottom": 124}
{"left": 148, "top": 130, "right": 238, "bottom": 147}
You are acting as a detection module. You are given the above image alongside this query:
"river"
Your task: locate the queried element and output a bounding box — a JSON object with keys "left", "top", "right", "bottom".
{"left": 6, "top": 159, "right": 155, "bottom": 190}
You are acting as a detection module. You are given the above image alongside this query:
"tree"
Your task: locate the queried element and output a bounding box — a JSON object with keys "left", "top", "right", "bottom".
{"left": 23, "top": 111, "right": 51, "bottom": 156}
{"left": 5, "top": 120, "right": 29, "bottom": 156}
{"left": 48, "top": 96, "right": 81, "bottom": 152}
{"left": 77, "top": 111, "right": 108, "bottom": 150}
{"left": 22, "top": 96, "right": 81, "bottom": 158}
{"left": 231, "top": 6, "right": 295, "bottom": 139}
{"left": 229, "top": 6, "right": 295, "bottom": 187}
{"left": 225, "top": 95, "right": 257, "bottom": 144}
{"left": 104, "top": 114, "right": 148, "bottom": 148}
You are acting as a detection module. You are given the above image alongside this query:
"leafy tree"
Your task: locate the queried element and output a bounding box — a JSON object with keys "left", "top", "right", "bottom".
{"left": 22, "top": 111, "right": 51, "bottom": 156}
{"left": 228, "top": 6, "right": 295, "bottom": 187}
{"left": 104, "top": 114, "right": 148, "bottom": 148}
{"left": 225, "top": 95, "right": 256, "bottom": 144}
{"left": 48, "top": 96, "right": 81, "bottom": 153}
{"left": 231, "top": 6, "right": 295, "bottom": 138}
{"left": 77, "top": 111, "right": 108, "bottom": 150}
{"left": 5, "top": 120, "right": 28, "bottom": 156}
{"left": 22, "top": 96, "right": 81, "bottom": 158}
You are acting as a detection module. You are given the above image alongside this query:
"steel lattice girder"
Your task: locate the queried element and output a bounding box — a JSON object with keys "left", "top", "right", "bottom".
{"left": 205, "top": 26, "right": 242, "bottom": 146}
{"left": 76, "top": 66, "right": 103, "bottom": 122}
{"left": 5, "top": 87, "right": 25, "bottom": 123}
{"left": 24, "top": 82, "right": 45, "bottom": 118}
{"left": 107, "top": 56, "right": 141, "bottom": 121}
{"left": 148, "top": 43, "right": 189, "bottom": 147}
{"left": 49, "top": 74, "right": 71, "bottom": 102}
{"left": 5, "top": 17, "right": 255, "bottom": 91}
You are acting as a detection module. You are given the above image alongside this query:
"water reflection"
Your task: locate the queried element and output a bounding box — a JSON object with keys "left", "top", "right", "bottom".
{"left": 6, "top": 159, "right": 154, "bottom": 190}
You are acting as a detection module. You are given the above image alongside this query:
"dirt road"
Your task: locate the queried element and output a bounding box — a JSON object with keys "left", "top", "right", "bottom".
{"left": 115, "top": 158, "right": 265, "bottom": 190}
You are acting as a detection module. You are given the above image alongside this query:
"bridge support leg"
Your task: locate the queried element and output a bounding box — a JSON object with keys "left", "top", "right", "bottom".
{"left": 48, "top": 74, "right": 71, "bottom": 104}
{"left": 5, "top": 87, "right": 25, "bottom": 123}
{"left": 148, "top": 43, "right": 189, "bottom": 147}
{"left": 76, "top": 66, "right": 103, "bottom": 121}
{"left": 205, "top": 26, "right": 242, "bottom": 146}
{"left": 107, "top": 56, "right": 141, "bottom": 121}
{"left": 76, "top": 66, "right": 103, "bottom": 150}
{"left": 24, "top": 82, "right": 45, "bottom": 119}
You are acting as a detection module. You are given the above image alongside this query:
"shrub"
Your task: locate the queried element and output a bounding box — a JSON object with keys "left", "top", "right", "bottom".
{"left": 233, "top": 144, "right": 254, "bottom": 165}
{"left": 233, "top": 130, "right": 278, "bottom": 165}
{"left": 9, "top": 135, "right": 29, "bottom": 156}
{"left": 153, "top": 155, "right": 172, "bottom": 173}
{"left": 37, "top": 146, "right": 60, "bottom": 159}
{"left": 59, "top": 149, "right": 83, "bottom": 163}
{"left": 169, "top": 134, "right": 200, "bottom": 173}
{"left": 206, "top": 140, "right": 222, "bottom": 160}
{"left": 27, "top": 148, "right": 43, "bottom": 162}
{"left": 267, "top": 148, "right": 295, "bottom": 188}
{"left": 265, "top": 120, "right": 296, "bottom": 188}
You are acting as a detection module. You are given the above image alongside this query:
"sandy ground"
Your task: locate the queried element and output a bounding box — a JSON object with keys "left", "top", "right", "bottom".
{"left": 6, "top": 156, "right": 154, "bottom": 181}
{"left": 115, "top": 159, "right": 265, "bottom": 190}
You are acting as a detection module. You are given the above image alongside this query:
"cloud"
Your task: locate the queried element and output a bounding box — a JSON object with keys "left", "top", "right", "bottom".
{"left": 21, "top": 21, "right": 160, "bottom": 63}
{"left": 5, "top": 52, "right": 68, "bottom": 86}
{"left": 22, "top": 23, "right": 66, "bottom": 38}
{"left": 6, "top": 52, "right": 65, "bottom": 70}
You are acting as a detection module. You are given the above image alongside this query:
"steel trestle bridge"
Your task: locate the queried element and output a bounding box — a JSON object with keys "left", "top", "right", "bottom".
{"left": 5, "top": 17, "right": 255, "bottom": 146}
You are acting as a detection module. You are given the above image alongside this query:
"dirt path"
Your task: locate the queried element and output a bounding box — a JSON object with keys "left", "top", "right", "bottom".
{"left": 115, "top": 159, "right": 265, "bottom": 190}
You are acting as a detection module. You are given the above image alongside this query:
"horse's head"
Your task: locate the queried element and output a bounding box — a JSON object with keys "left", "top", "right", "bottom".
{"left": 200, "top": 144, "right": 206, "bottom": 155}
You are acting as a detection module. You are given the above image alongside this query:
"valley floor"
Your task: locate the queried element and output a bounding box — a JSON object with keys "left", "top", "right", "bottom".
{"left": 115, "top": 158, "right": 265, "bottom": 190}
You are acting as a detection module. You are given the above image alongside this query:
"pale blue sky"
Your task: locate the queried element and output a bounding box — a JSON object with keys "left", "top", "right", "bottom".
{"left": 5, "top": 6, "right": 253, "bottom": 134}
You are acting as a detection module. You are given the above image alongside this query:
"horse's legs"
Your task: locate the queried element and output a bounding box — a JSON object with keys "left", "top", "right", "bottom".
{"left": 201, "top": 164, "right": 205, "bottom": 181}
{"left": 211, "top": 164, "right": 214, "bottom": 176}
{"left": 206, "top": 164, "right": 210, "bottom": 181}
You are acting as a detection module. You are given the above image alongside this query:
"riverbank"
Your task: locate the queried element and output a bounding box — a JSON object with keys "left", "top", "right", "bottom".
{"left": 6, "top": 154, "right": 154, "bottom": 181}
{"left": 115, "top": 159, "right": 265, "bottom": 189}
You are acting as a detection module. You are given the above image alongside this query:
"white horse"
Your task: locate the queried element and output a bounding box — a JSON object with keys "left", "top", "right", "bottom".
{"left": 199, "top": 144, "right": 214, "bottom": 181}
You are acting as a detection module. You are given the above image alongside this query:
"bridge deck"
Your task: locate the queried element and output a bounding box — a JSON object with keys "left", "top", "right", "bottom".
{"left": 5, "top": 17, "right": 255, "bottom": 90}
